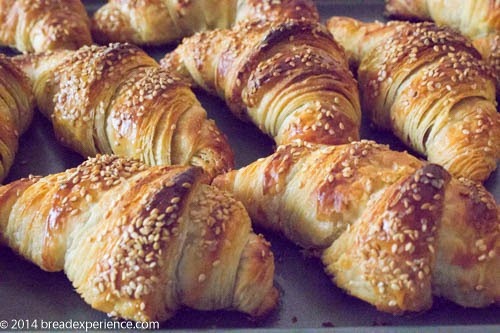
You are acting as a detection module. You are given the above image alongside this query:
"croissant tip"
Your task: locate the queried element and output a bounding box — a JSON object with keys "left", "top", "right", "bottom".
{"left": 251, "top": 286, "right": 280, "bottom": 318}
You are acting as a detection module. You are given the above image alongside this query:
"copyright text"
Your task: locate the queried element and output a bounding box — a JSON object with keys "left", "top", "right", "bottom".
{"left": 0, "top": 319, "right": 159, "bottom": 331}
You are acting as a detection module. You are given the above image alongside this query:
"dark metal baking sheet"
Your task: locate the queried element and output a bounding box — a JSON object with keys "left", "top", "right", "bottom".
{"left": 0, "top": 0, "right": 498, "bottom": 330}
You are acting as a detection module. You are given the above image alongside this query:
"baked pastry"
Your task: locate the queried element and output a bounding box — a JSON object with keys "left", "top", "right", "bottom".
{"left": 91, "top": 0, "right": 319, "bottom": 46}
{"left": 213, "top": 140, "right": 499, "bottom": 313}
{"left": 326, "top": 18, "right": 499, "bottom": 181}
{"left": 384, "top": 0, "right": 500, "bottom": 90}
{"left": 0, "top": 54, "right": 35, "bottom": 182}
{"left": 472, "top": 34, "right": 499, "bottom": 94}
{"left": 0, "top": 0, "right": 92, "bottom": 53}
{"left": 13, "top": 43, "right": 234, "bottom": 179}
{"left": 0, "top": 154, "right": 278, "bottom": 321}
{"left": 161, "top": 19, "right": 361, "bottom": 146}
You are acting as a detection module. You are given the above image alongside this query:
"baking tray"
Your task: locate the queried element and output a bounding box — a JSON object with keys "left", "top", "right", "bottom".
{"left": 0, "top": 0, "right": 498, "bottom": 330}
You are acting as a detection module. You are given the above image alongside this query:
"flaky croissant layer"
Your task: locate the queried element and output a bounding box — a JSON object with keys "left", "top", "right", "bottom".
{"left": 327, "top": 18, "right": 500, "bottom": 181}
{"left": 0, "top": 54, "right": 35, "bottom": 182}
{"left": 13, "top": 43, "right": 234, "bottom": 179}
{"left": 161, "top": 19, "right": 361, "bottom": 146}
{"left": 214, "top": 140, "right": 499, "bottom": 313}
{"left": 0, "top": 155, "right": 278, "bottom": 321}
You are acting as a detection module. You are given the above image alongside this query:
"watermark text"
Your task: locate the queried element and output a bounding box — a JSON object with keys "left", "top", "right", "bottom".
{"left": 0, "top": 318, "right": 159, "bottom": 331}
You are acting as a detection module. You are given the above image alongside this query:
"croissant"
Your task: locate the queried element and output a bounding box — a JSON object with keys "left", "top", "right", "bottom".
{"left": 91, "top": 0, "right": 319, "bottom": 46}
{"left": 161, "top": 19, "right": 361, "bottom": 146}
{"left": 326, "top": 18, "right": 500, "bottom": 182}
{"left": 213, "top": 140, "right": 499, "bottom": 314}
{"left": 0, "top": 154, "right": 278, "bottom": 321}
{"left": 0, "top": 54, "right": 35, "bottom": 182}
{"left": 0, "top": 0, "right": 92, "bottom": 53}
{"left": 384, "top": 0, "right": 500, "bottom": 89}
{"left": 12, "top": 43, "right": 234, "bottom": 179}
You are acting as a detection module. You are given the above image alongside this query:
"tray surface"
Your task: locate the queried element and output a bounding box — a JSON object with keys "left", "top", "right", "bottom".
{"left": 0, "top": 0, "right": 498, "bottom": 330}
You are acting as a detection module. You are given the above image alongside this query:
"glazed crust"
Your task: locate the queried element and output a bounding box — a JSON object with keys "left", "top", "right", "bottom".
{"left": 13, "top": 43, "right": 234, "bottom": 179}
{"left": 0, "top": 155, "right": 278, "bottom": 321}
{"left": 91, "top": 0, "right": 319, "bottom": 46}
{"left": 0, "top": 0, "right": 92, "bottom": 53}
{"left": 213, "top": 140, "right": 499, "bottom": 313}
{"left": 327, "top": 18, "right": 499, "bottom": 181}
{"left": 161, "top": 19, "right": 361, "bottom": 146}
{"left": 385, "top": 0, "right": 500, "bottom": 93}
{"left": 0, "top": 54, "right": 35, "bottom": 182}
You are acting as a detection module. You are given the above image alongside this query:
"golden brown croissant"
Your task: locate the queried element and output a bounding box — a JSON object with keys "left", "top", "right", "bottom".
{"left": 213, "top": 140, "right": 499, "bottom": 314}
{"left": 91, "top": 0, "right": 319, "bottom": 46}
{"left": 0, "top": 54, "right": 35, "bottom": 182}
{"left": 384, "top": 0, "right": 500, "bottom": 88}
{"left": 0, "top": 154, "right": 278, "bottom": 322}
{"left": 326, "top": 17, "right": 500, "bottom": 182}
{"left": 12, "top": 43, "right": 234, "bottom": 179}
{"left": 0, "top": 0, "right": 92, "bottom": 53}
{"left": 161, "top": 19, "right": 361, "bottom": 146}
